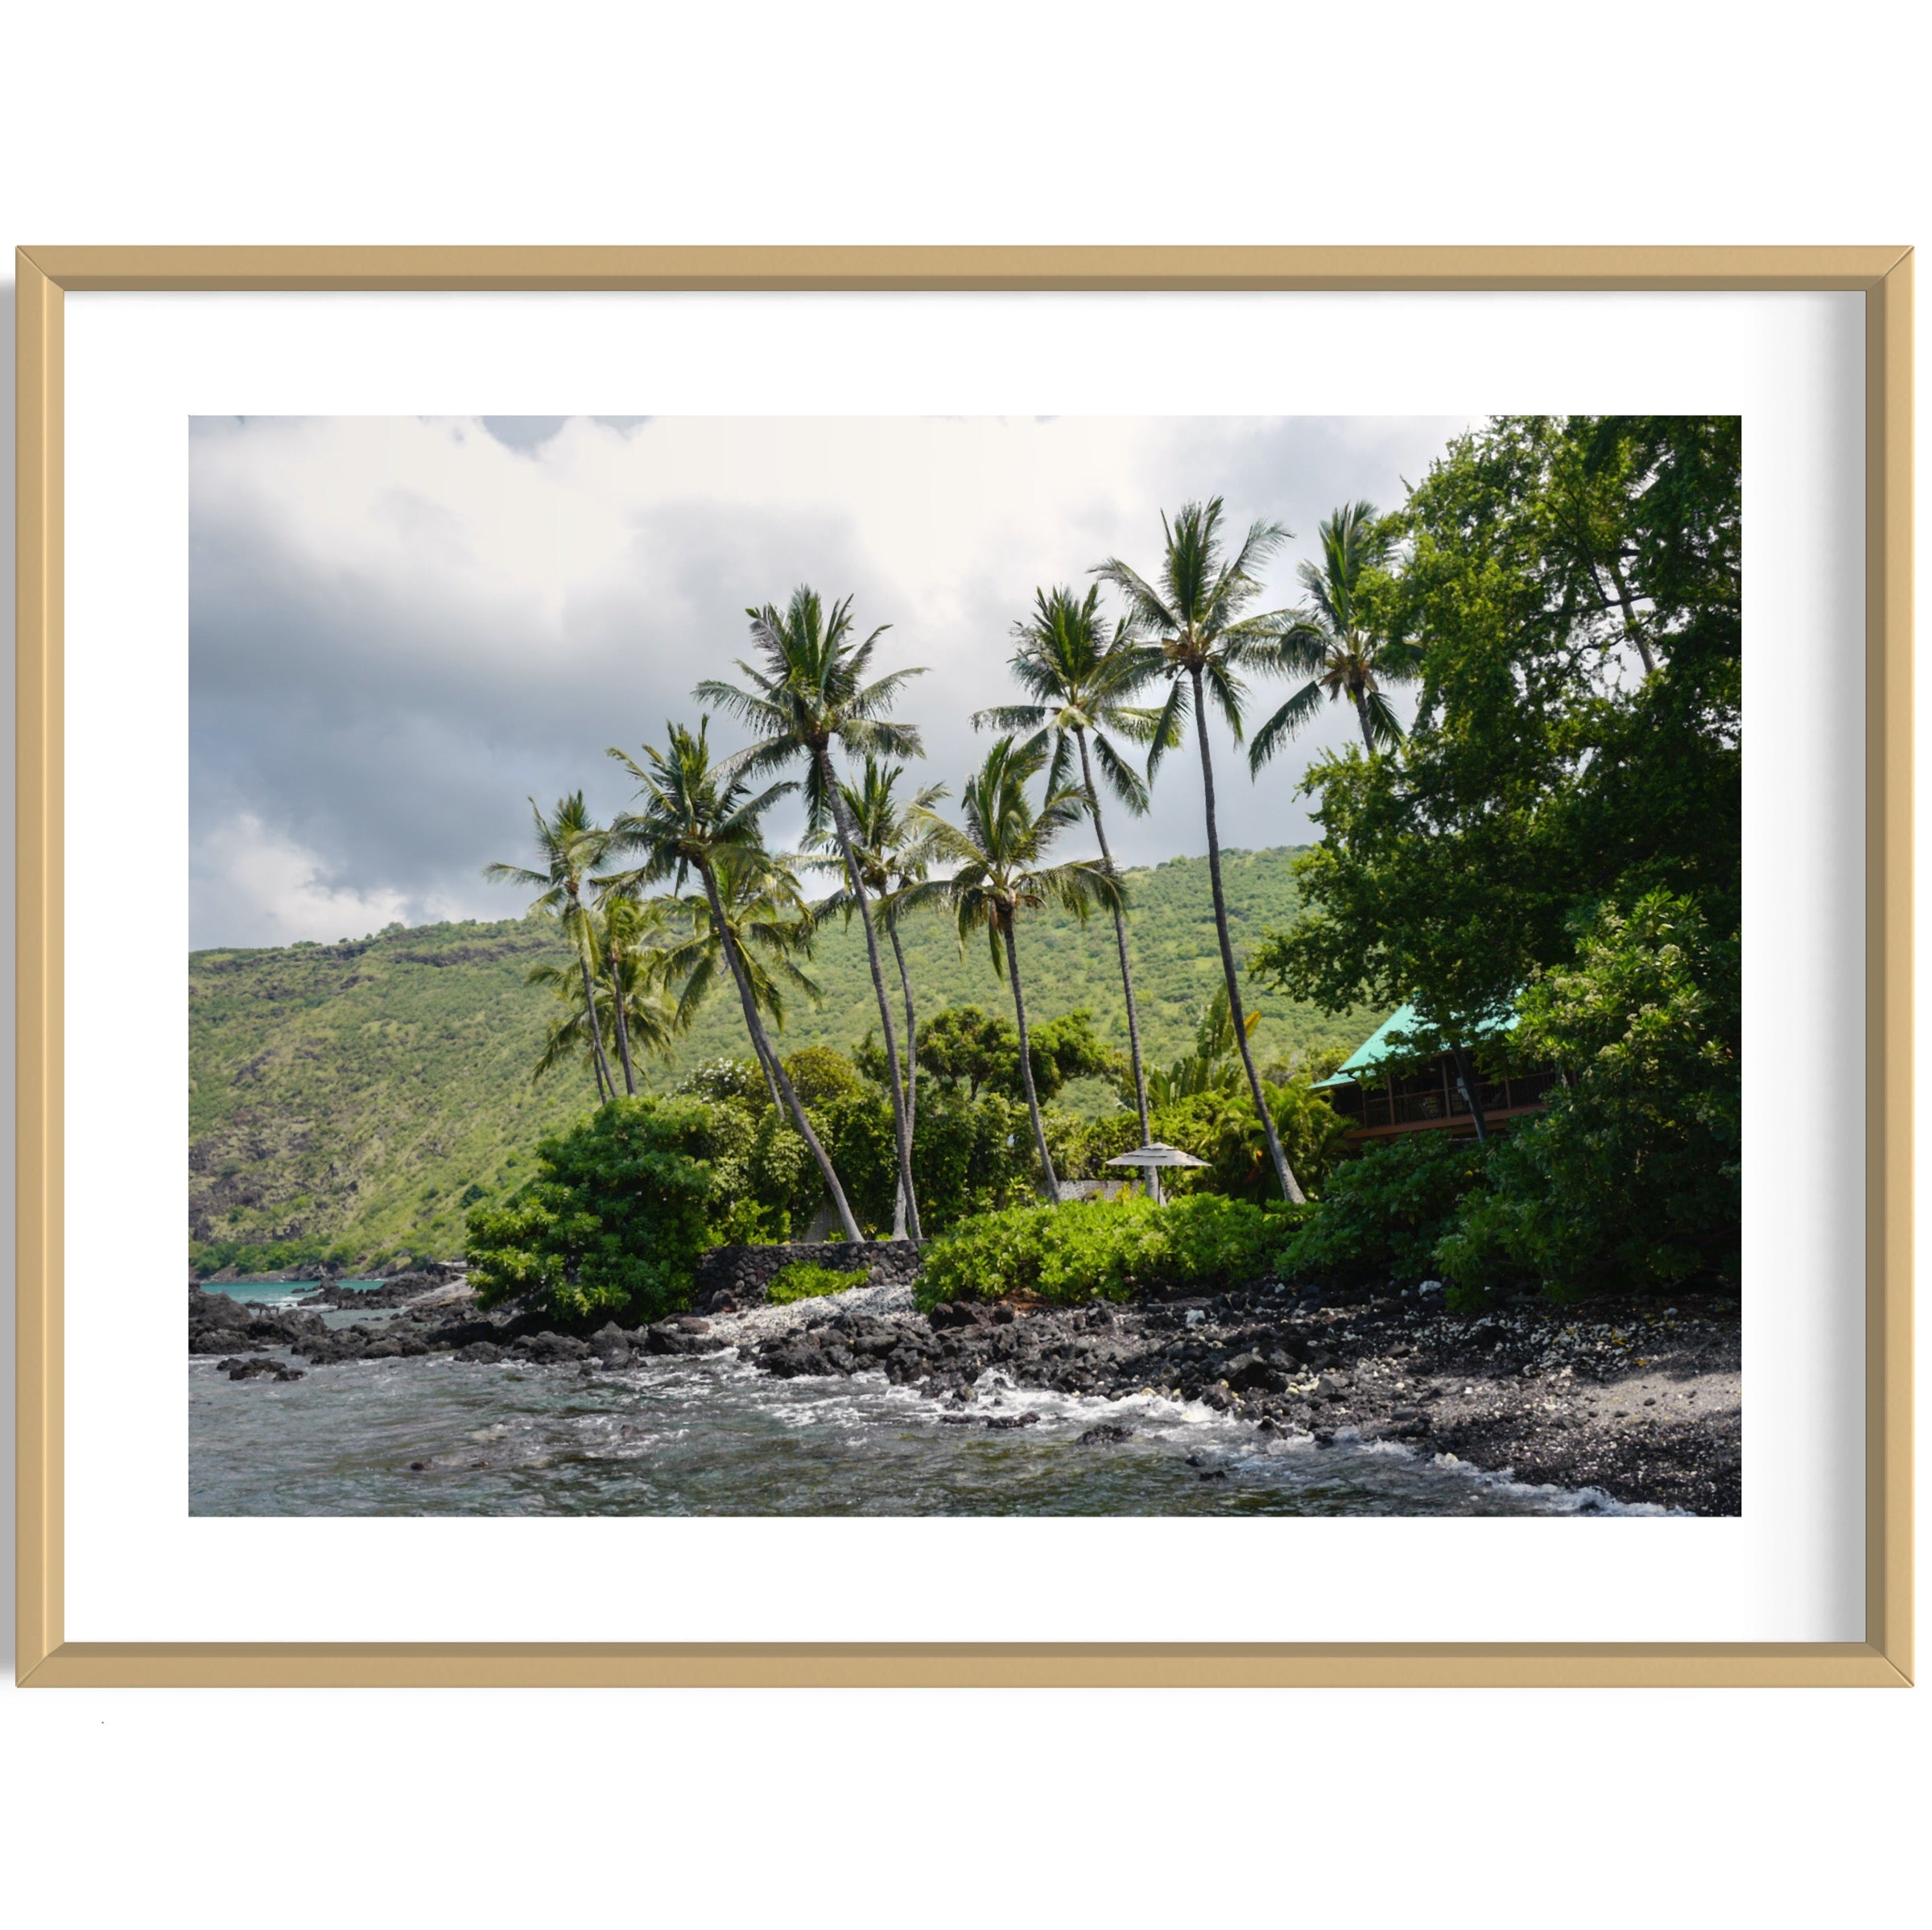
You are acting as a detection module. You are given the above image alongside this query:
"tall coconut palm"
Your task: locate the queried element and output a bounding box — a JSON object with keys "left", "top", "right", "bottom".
{"left": 974, "top": 583, "right": 1170, "bottom": 1147}
{"left": 1094, "top": 498, "right": 1307, "bottom": 1205}
{"left": 802, "top": 757, "right": 948, "bottom": 1238}
{"left": 914, "top": 736, "right": 1121, "bottom": 1201}
{"left": 485, "top": 792, "right": 619, "bottom": 1102}
{"left": 1249, "top": 499, "right": 1420, "bottom": 766}
{"left": 605, "top": 719, "right": 865, "bottom": 1246}
{"left": 696, "top": 587, "right": 928, "bottom": 1242}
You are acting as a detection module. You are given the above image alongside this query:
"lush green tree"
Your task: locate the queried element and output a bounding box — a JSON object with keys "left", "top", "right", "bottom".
{"left": 803, "top": 755, "right": 948, "bottom": 1236}
{"left": 1257, "top": 416, "right": 1740, "bottom": 1039}
{"left": 975, "top": 583, "right": 1172, "bottom": 1142}
{"left": 1257, "top": 415, "right": 1740, "bottom": 1292}
{"left": 1095, "top": 499, "right": 1307, "bottom": 1203}
{"left": 464, "top": 1097, "right": 736, "bottom": 1322}
{"left": 910, "top": 1005, "right": 1017, "bottom": 1101}
{"left": 485, "top": 793, "right": 620, "bottom": 1101}
{"left": 905, "top": 1004, "right": 1120, "bottom": 1110}
{"left": 606, "top": 718, "right": 865, "bottom": 1245}
{"left": 913, "top": 736, "right": 1122, "bottom": 1201}
{"left": 696, "top": 588, "right": 929, "bottom": 1241}
{"left": 1249, "top": 499, "right": 1418, "bottom": 762}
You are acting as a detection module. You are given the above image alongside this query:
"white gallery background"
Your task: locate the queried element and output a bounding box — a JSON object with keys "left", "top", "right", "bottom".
{"left": 1, "top": 6, "right": 1925, "bottom": 1930}
{"left": 64, "top": 284, "right": 1861, "bottom": 1647}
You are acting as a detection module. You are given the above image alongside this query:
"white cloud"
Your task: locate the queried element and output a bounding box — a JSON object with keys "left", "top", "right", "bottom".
{"left": 191, "top": 414, "right": 1473, "bottom": 946}
{"left": 192, "top": 812, "right": 452, "bottom": 948}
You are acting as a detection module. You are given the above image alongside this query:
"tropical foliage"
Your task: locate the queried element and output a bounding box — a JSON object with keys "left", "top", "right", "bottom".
{"left": 910, "top": 734, "right": 1121, "bottom": 1200}
{"left": 464, "top": 1097, "right": 735, "bottom": 1323}
{"left": 1096, "top": 499, "right": 1307, "bottom": 1203}
{"left": 1260, "top": 415, "right": 1741, "bottom": 1299}
{"left": 195, "top": 415, "right": 1740, "bottom": 1312}
{"left": 915, "top": 1194, "right": 1306, "bottom": 1309}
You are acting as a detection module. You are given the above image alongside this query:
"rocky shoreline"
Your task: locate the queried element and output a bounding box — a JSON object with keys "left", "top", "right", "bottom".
{"left": 188, "top": 1272, "right": 1741, "bottom": 1515}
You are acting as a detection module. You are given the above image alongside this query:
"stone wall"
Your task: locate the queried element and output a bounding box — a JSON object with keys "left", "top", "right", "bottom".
{"left": 693, "top": 1239, "right": 922, "bottom": 1310}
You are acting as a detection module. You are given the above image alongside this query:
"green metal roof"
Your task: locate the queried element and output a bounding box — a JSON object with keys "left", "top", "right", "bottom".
{"left": 1316, "top": 1002, "right": 1517, "bottom": 1086}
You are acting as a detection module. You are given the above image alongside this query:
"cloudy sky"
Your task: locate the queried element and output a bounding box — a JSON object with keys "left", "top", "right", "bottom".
{"left": 188, "top": 414, "right": 1471, "bottom": 949}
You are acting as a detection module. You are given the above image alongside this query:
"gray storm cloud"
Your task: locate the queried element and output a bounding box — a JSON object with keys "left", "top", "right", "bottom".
{"left": 189, "top": 413, "right": 1469, "bottom": 948}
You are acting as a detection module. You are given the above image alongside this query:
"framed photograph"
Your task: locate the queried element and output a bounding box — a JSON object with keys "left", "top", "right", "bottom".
{"left": 14, "top": 246, "right": 1911, "bottom": 1686}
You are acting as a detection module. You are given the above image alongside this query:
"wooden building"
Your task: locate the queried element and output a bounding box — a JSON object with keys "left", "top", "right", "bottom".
{"left": 1316, "top": 1004, "right": 1558, "bottom": 1142}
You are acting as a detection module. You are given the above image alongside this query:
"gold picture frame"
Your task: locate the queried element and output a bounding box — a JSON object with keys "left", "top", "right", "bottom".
{"left": 14, "top": 245, "right": 1913, "bottom": 1687}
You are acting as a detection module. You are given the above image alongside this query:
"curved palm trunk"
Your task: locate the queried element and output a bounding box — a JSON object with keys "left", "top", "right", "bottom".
{"left": 607, "top": 948, "right": 638, "bottom": 1097}
{"left": 822, "top": 754, "right": 923, "bottom": 1244}
{"left": 569, "top": 899, "right": 618, "bottom": 1104}
{"left": 1188, "top": 668, "right": 1305, "bottom": 1205}
{"left": 1352, "top": 692, "right": 1377, "bottom": 755}
{"left": 698, "top": 861, "right": 865, "bottom": 1246}
{"left": 887, "top": 920, "right": 919, "bottom": 1241}
{"left": 1002, "top": 918, "right": 1059, "bottom": 1202}
{"left": 1075, "top": 729, "right": 1151, "bottom": 1147}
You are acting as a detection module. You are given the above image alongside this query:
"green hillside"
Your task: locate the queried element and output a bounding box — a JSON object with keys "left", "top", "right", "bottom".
{"left": 188, "top": 845, "right": 1387, "bottom": 1262}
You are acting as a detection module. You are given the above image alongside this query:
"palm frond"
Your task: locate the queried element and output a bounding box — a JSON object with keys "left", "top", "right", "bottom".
{"left": 1246, "top": 680, "right": 1327, "bottom": 775}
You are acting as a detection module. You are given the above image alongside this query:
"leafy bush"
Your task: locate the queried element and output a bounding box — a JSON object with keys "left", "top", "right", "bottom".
{"left": 782, "top": 1045, "right": 870, "bottom": 1110}
{"left": 915, "top": 1194, "right": 1304, "bottom": 1309}
{"left": 766, "top": 1259, "right": 870, "bottom": 1304}
{"left": 672, "top": 1057, "right": 769, "bottom": 1105}
{"left": 1437, "top": 892, "right": 1739, "bottom": 1296}
{"left": 1278, "top": 1133, "right": 1489, "bottom": 1290}
{"left": 464, "top": 1097, "right": 733, "bottom": 1323}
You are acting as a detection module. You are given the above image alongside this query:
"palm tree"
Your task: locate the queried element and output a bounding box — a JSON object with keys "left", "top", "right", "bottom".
{"left": 1249, "top": 500, "right": 1419, "bottom": 765}
{"left": 605, "top": 718, "right": 865, "bottom": 1246}
{"left": 1094, "top": 498, "right": 1307, "bottom": 1205}
{"left": 914, "top": 736, "right": 1121, "bottom": 1201}
{"left": 696, "top": 587, "right": 928, "bottom": 1242}
{"left": 656, "top": 847, "right": 827, "bottom": 1119}
{"left": 582, "top": 886, "right": 671, "bottom": 1096}
{"left": 525, "top": 904, "right": 685, "bottom": 1097}
{"left": 485, "top": 793, "right": 619, "bottom": 1103}
{"left": 803, "top": 757, "right": 948, "bottom": 1238}
{"left": 974, "top": 583, "right": 1170, "bottom": 1147}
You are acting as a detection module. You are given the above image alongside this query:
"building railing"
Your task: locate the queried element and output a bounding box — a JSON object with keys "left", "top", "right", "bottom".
{"left": 1325, "top": 1063, "right": 1560, "bottom": 1134}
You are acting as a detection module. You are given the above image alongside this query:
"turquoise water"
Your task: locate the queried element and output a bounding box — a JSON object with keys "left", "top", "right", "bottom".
{"left": 188, "top": 1343, "right": 1658, "bottom": 1518}
{"left": 207, "top": 1278, "right": 387, "bottom": 1306}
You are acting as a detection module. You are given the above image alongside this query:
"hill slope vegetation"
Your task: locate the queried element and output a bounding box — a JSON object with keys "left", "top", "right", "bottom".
{"left": 188, "top": 845, "right": 1385, "bottom": 1263}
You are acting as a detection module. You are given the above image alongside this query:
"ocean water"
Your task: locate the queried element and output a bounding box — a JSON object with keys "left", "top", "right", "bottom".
{"left": 188, "top": 1343, "right": 1660, "bottom": 1517}
{"left": 210, "top": 1279, "right": 388, "bottom": 1305}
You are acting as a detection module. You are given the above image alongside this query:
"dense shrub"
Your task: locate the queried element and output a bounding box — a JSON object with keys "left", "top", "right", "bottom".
{"left": 1437, "top": 892, "right": 1740, "bottom": 1296}
{"left": 915, "top": 1194, "right": 1305, "bottom": 1309}
{"left": 1277, "top": 1133, "right": 1489, "bottom": 1291}
{"left": 766, "top": 1259, "right": 869, "bottom": 1304}
{"left": 464, "top": 1097, "right": 732, "bottom": 1323}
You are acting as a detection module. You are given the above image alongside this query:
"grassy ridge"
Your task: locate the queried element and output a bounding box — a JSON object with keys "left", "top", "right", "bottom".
{"left": 188, "top": 845, "right": 1385, "bottom": 1259}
